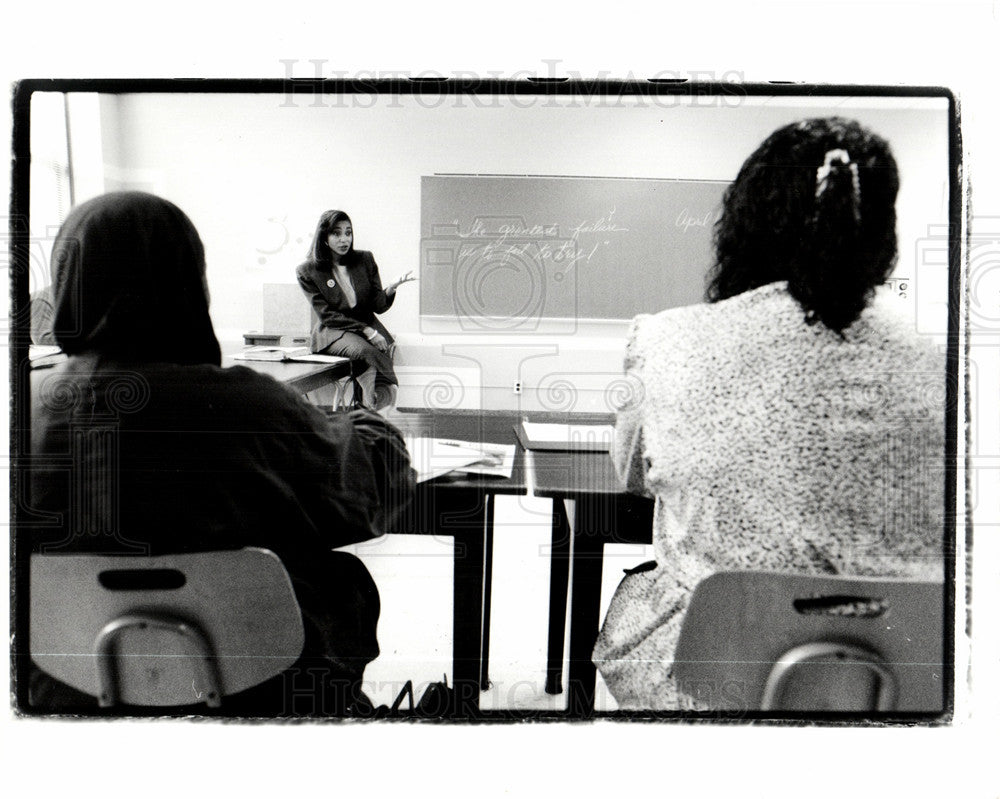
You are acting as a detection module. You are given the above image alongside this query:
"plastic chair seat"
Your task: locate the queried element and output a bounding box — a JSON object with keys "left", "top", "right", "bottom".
{"left": 672, "top": 571, "right": 944, "bottom": 712}
{"left": 30, "top": 548, "right": 305, "bottom": 707}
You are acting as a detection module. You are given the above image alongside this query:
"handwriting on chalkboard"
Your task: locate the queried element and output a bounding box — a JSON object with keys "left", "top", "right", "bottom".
{"left": 568, "top": 210, "right": 630, "bottom": 240}
{"left": 676, "top": 207, "right": 717, "bottom": 232}
{"left": 421, "top": 175, "right": 728, "bottom": 321}
{"left": 449, "top": 209, "right": 630, "bottom": 273}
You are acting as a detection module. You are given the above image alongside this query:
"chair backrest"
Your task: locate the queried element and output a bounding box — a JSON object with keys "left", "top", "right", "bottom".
{"left": 263, "top": 282, "right": 314, "bottom": 335}
{"left": 31, "top": 548, "right": 305, "bottom": 707}
{"left": 673, "top": 571, "right": 944, "bottom": 712}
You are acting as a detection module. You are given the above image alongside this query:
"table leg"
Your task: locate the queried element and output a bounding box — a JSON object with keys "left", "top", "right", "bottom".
{"left": 449, "top": 494, "right": 487, "bottom": 717}
{"left": 480, "top": 494, "right": 494, "bottom": 691}
{"left": 564, "top": 497, "right": 607, "bottom": 718}
{"left": 399, "top": 483, "right": 487, "bottom": 716}
{"left": 545, "top": 499, "right": 571, "bottom": 694}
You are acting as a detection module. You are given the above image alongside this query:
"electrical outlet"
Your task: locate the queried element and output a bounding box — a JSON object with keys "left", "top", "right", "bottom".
{"left": 513, "top": 381, "right": 522, "bottom": 394}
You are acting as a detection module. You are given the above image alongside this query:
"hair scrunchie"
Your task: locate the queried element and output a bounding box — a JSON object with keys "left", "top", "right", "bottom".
{"left": 815, "top": 148, "right": 861, "bottom": 222}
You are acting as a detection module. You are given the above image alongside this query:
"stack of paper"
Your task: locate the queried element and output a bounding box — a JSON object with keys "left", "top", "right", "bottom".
{"left": 403, "top": 437, "right": 516, "bottom": 483}
{"left": 515, "top": 420, "right": 615, "bottom": 452}
{"left": 457, "top": 441, "right": 517, "bottom": 478}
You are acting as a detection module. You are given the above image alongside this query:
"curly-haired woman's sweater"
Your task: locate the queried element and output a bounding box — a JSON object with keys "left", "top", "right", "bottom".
{"left": 592, "top": 282, "right": 946, "bottom": 709}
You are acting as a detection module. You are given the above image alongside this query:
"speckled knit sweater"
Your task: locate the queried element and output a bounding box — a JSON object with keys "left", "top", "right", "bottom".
{"left": 592, "top": 281, "right": 946, "bottom": 709}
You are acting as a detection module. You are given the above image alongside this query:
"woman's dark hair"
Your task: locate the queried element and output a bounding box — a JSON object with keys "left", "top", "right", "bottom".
{"left": 706, "top": 117, "right": 900, "bottom": 333}
{"left": 307, "top": 209, "right": 358, "bottom": 266}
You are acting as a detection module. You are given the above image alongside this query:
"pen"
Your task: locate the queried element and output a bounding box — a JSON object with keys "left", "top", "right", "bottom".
{"left": 437, "top": 439, "right": 481, "bottom": 450}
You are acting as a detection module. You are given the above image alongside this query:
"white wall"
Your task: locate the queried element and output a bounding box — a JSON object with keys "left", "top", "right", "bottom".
{"left": 85, "top": 92, "right": 950, "bottom": 410}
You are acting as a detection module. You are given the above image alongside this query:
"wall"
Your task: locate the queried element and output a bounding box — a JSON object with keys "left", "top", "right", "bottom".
{"left": 86, "top": 92, "right": 950, "bottom": 411}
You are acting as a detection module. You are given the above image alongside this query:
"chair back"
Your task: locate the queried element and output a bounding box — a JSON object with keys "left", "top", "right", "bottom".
{"left": 263, "top": 282, "right": 314, "bottom": 337}
{"left": 30, "top": 548, "right": 304, "bottom": 707}
{"left": 673, "top": 571, "right": 944, "bottom": 712}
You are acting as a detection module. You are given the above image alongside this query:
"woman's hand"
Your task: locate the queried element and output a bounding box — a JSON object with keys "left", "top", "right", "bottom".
{"left": 385, "top": 270, "right": 417, "bottom": 295}
{"left": 365, "top": 329, "right": 390, "bottom": 352}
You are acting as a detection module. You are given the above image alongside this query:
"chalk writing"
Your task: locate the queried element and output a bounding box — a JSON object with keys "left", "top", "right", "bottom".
{"left": 444, "top": 207, "right": 631, "bottom": 276}
{"left": 676, "top": 207, "right": 715, "bottom": 232}
{"left": 497, "top": 221, "right": 561, "bottom": 238}
{"left": 569, "top": 208, "right": 630, "bottom": 240}
{"left": 452, "top": 217, "right": 560, "bottom": 241}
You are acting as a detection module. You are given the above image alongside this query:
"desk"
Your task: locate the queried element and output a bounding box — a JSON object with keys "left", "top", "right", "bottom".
{"left": 389, "top": 409, "right": 654, "bottom": 716}
{"left": 385, "top": 410, "right": 528, "bottom": 715}
{"left": 222, "top": 346, "right": 352, "bottom": 395}
{"left": 532, "top": 448, "right": 653, "bottom": 716}
{"left": 28, "top": 348, "right": 352, "bottom": 403}
{"left": 233, "top": 357, "right": 352, "bottom": 395}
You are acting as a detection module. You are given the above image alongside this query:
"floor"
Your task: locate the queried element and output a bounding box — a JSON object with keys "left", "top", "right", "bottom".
{"left": 340, "top": 493, "right": 655, "bottom": 712}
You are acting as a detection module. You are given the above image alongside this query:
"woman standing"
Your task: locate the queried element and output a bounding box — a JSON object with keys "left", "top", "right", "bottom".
{"left": 592, "top": 118, "right": 946, "bottom": 710}
{"left": 296, "top": 210, "right": 415, "bottom": 410}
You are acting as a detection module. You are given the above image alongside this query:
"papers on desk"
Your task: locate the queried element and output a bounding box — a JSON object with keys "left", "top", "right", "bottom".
{"left": 232, "top": 345, "right": 310, "bottom": 361}
{"left": 231, "top": 346, "right": 346, "bottom": 364}
{"left": 457, "top": 441, "right": 517, "bottom": 478}
{"left": 515, "top": 419, "right": 615, "bottom": 452}
{"left": 403, "top": 436, "right": 516, "bottom": 483}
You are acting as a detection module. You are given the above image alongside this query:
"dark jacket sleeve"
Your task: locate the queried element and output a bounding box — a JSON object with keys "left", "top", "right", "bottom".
{"left": 363, "top": 252, "right": 396, "bottom": 315}
{"left": 343, "top": 408, "right": 416, "bottom": 535}
{"left": 278, "top": 390, "right": 414, "bottom": 546}
{"left": 296, "top": 262, "right": 368, "bottom": 335}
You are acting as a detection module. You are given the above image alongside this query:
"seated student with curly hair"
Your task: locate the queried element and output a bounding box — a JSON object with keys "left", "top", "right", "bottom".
{"left": 592, "top": 117, "right": 946, "bottom": 710}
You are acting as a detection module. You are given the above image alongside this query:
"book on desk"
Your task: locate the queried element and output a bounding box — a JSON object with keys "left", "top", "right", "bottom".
{"left": 231, "top": 346, "right": 346, "bottom": 364}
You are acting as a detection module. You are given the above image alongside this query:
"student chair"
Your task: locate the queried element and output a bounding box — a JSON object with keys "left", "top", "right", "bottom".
{"left": 330, "top": 345, "right": 398, "bottom": 411}
{"left": 672, "top": 571, "right": 944, "bottom": 712}
{"left": 331, "top": 363, "right": 365, "bottom": 411}
{"left": 30, "top": 548, "right": 305, "bottom": 709}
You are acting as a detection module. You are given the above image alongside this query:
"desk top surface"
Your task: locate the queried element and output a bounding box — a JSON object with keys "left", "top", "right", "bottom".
{"left": 28, "top": 346, "right": 349, "bottom": 380}
{"left": 386, "top": 409, "right": 528, "bottom": 495}
{"left": 220, "top": 343, "right": 351, "bottom": 388}
{"left": 227, "top": 355, "right": 346, "bottom": 380}
{"left": 386, "top": 409, "right": 630, "bottom": 498}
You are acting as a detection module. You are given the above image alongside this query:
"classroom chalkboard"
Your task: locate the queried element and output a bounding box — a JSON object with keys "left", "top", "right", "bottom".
{"left": 419, "top": 175, "right": 728, "bottom": 328}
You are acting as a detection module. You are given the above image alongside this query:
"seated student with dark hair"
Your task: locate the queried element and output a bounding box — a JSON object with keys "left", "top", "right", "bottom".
{"left": 29, "top": 191, "right": 415, "bottom": 715}
{"left": 592, "top": 118, "right": 946, "bottom": 710}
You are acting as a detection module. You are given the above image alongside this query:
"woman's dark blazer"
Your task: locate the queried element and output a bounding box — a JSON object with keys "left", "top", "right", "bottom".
{"left": 296, "top": 250, "right": 396, "bottom": 353}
